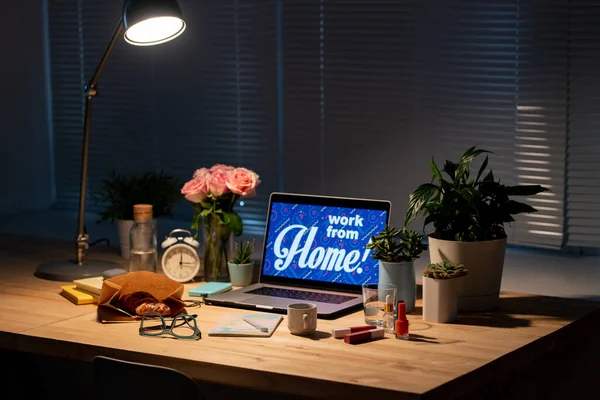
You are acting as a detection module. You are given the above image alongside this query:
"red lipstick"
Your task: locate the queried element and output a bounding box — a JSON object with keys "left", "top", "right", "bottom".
{"left": 395, "top": 301, "right": 409, "bottom": 340}
{"left": 344, "top": 327, "right": 385, "bottom": 344}
{"left": 332, "top": 325, "right": 377, "bottom": 339}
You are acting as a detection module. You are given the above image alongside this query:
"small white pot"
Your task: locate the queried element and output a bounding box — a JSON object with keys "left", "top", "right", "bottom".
{"left": 428, "top": 236, "right": 507, "bottom": 311}
{"left": 422, "top": 276, "right": 462, "bottom": 323}
{"left": 227, "top": 262, "right": 254, "bottom": 287}
{"left": 118, "top": 219, "right": 156, "bottom": 259}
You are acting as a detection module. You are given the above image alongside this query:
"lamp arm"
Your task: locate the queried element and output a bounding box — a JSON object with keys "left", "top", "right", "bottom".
{"left": 76, "top": 17, "right": 124, "bottom": 265}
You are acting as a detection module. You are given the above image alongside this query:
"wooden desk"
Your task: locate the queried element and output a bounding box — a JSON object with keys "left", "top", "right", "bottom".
{"left": 1, "top": 234, "right": 599, "bottom": 400}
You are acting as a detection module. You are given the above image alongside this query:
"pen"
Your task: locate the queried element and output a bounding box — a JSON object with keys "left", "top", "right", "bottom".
{"left": 243, "top": 317, "right": 269, "bottom": 332}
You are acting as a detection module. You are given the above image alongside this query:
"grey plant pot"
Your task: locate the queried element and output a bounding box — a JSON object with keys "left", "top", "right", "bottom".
{"left": 378, "top": 260, "right": 416, "bottom": 313}
{"left": 227, "top": 261, "right": 254, "bottom": 287}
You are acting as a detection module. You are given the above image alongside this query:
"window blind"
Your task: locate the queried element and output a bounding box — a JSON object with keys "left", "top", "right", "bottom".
{"left": 47, "top": 0, "right": 277, "bottom": 235}
{"left": 283, "top": 0, "right": 418, "bottom": 222}
{"left": 566, "top": 1, "right": 600, "bottom": 248}
{"left": 47, "top": 1, "right": 599, "bottom": 250}
{"left": 282, "top": 0, "right": 568, "bottom": 247}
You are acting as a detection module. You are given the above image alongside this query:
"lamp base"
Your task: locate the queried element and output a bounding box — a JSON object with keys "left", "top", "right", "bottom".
{"left": 35, "top": 259, "right": 122, "bottom": 282}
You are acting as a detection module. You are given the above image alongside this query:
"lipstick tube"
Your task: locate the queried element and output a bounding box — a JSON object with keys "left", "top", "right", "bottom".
{"left": 332, "top": 325, "right": 378, "bottom": 339}
{"left": 344, "top": 327, "right": 385, "bottom": 344}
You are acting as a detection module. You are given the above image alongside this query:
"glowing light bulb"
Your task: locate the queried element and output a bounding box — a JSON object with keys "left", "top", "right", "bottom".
{"left": 125, "top": 17, "right": 186, "bottom": 46}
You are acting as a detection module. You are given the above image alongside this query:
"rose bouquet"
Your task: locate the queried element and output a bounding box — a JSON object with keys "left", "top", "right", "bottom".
{"left": 181, "top": 164, "right": 260, "bottom": 281}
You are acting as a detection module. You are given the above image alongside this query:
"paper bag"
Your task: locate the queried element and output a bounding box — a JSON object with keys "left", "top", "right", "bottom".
{"left": 97, "top": 271, "right": 186, "bottom": 323}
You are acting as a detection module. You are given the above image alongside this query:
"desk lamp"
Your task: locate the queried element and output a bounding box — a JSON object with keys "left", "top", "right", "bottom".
{"left": 35, "top": 0, "right": 186, "bottom": 281}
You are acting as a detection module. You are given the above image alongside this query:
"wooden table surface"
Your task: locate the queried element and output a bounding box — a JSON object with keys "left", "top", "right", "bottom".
{"left": 1, "top": 234, "right": 599, "bottom": 400}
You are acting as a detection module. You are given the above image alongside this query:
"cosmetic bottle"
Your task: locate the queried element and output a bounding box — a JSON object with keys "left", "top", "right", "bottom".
{"left": 395, "top": 301, "right": 409, "bottom": 340}
{"left": 382, "top": 294, "right": 395, "bottom": 334}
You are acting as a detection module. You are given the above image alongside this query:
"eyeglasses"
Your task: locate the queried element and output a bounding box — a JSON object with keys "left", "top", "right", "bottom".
{"left": 139, "top": 312, "right": 201, "bottom": 340}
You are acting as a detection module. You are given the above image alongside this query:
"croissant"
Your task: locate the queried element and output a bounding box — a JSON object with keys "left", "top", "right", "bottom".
{"left": 118, "top": 291, "right": 170, "bottom": 316}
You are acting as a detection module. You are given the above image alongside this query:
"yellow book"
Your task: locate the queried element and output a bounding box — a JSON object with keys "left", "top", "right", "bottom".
{"left": 60, "top": 285, "right": 98, "bottom": 305}
{"left": 73, "top": 276, "right": 104, "bottom": 296}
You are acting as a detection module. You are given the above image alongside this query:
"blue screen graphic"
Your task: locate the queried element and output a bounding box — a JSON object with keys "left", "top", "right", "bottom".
{"left": 261, "top": 202, "right": 387, "bottom": 285}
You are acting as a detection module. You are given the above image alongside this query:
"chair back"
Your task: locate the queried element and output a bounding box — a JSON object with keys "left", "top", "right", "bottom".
{"left": 93, "top": 355, "right": 207, "bottom": 400}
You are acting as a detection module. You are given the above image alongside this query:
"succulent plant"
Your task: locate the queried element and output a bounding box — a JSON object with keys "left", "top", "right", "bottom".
{"left": 423, "top": 260, "right": 469, "bottom": 280}
{"left": 366, "top": 225, "right": 427, "bottom": 262}
{"left": 231, "top": 240, "right": 255, "bottom": 264}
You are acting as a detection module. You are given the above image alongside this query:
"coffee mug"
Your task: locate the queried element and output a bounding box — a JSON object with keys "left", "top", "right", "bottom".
{"left": 287, "top": 303, "right": 317, "bottom": 335}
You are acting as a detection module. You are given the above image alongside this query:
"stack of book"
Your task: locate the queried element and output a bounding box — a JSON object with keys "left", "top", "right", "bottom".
{"left": 60, "top": 276, "right": 104, "bottom": 305}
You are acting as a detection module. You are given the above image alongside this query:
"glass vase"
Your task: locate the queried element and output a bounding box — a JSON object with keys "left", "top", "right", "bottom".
{"left": 202, "top": 213, "right": 233, "bottom": 282}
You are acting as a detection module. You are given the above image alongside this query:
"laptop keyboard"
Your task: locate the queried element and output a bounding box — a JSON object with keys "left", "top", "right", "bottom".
{"left": 247, "top": 286, "right": 355, "bottom": 304}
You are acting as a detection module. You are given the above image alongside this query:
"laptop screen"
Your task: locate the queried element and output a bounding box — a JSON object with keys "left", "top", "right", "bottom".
{"left": 259, "top": 193, "right": 390, "bottom": 292}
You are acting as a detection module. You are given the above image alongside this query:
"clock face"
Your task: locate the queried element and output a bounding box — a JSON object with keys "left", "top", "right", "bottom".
{"left": 161, "top": 243, "right": 200, "bottom": 283}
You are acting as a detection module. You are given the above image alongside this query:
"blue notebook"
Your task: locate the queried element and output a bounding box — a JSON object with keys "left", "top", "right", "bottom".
{"left": 188, "top": 282, "right": 232, "bottom": 297}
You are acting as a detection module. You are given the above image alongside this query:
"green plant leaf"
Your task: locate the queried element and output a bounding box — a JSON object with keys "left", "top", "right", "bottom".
{"left": 442, "top": 160, "right": 457, "bottom": 180}
{"left": 503, "top": 185, "right": 549, "bottom": 196}
{"left": 456, "top": 147, "right": 492, "bottom": 182}
{"left": 475, "top": 155, "right": 489, "bottom": 182}
{"left": 223, "top": 211, "right": 243, "bottom": 236}
{"left": 405, "top": 183, "right": 439, "bottom": 227}
{"left": 506, "top": 200, "right": 538, "bottom": 214}
{"left": 483, "top": 170, "right": 495, "bottom": 182}
{"left": 430, "top": 157, "right": 443, "bottom": 182}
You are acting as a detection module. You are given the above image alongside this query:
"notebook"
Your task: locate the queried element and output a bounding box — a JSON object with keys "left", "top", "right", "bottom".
{"left": 188, "top": 282, "right": 232, "bottom": 297}
{"left": 204, "top": 192, "right": 391, "bottom": 319}
{"left": 208, "top": 313, "right": 283, "bottom": 337}
{"left": 60, "top": 285, "right": 98, "bottom": 305}
{"left": 73, "top": 276, "right": 104, "bottom": 296}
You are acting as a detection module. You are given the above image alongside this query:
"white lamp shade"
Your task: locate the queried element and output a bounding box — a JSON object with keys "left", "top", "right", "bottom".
{"left": 124, "top": 16, "right": 185, "bottom": 46}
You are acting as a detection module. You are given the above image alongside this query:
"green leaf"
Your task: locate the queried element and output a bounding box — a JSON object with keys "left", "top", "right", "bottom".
{"left": 430, "top": 157, "right": 443, "bottom": 182}
{"left": 503, "top": 185, "right": 549, "bottom": 196}
{"left": 442, "top": 160, "right": 457, "bottom": 180}
{"left": 456, "top": 147, "right": 492, "bottom": 182}
{"left": 405, "top": 183, "right": 439, "bottom": 227}
{"left": 483, "top": 170, "right": 495, "bottom": 182}
{"left": 223, "top": 211, "right": 243, "bottom": 236}
{"left": 506, "top": 200, "right": 538, "bottom": 215}
{"left": 475, "top": 155, "right": 489, "bottom": 182}
{"left": 200, "top": 208, "right": 213, "bottom": 217}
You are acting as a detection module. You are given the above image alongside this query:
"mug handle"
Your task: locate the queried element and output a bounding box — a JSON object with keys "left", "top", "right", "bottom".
{"left": 302, "top": 313, "right": 308, "bottom": 329}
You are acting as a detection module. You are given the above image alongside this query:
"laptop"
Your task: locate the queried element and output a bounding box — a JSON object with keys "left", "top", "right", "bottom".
{"left": 204, "top": 192, "right": 391, "bottom": 319}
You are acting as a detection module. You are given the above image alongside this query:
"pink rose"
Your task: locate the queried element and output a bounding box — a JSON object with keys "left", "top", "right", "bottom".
{"left": 226, "top": 167, "right": 261, "bottom": 197}
{"left": 181, "top": 177, "right": 209, "bottom": 203}
{"left": 193, "top": 168, "right": 211, "bottom": 179}
{"left": 209, "top": 169, "right": 231, "bottom": 197}
{"left": 210, "top": 163, "right": 235, "bottom": 172}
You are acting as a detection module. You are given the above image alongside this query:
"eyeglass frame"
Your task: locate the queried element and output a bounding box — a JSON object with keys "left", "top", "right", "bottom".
{"left": 139, "top": 312, "right": 201, "bottom": 340}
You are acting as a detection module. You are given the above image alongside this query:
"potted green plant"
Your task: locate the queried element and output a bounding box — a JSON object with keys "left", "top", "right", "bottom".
{"left": 227, "top": 240, "right": 255, "bottom": 287}
{"left": 366, "top": 226, "right": 427, "bottom": 313}
{"left": 422, "top": 261, "right": 469, "bottom": 323}
{"left": 404, "top": 146, "right": 549, "bottom": 311}
{"left": 93, "top": 170, "right": 182, "bottom": 259}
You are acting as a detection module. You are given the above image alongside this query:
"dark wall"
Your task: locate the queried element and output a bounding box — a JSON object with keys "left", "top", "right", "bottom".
{"left": 0, "top": 1, "right": 53, "bottom": 215}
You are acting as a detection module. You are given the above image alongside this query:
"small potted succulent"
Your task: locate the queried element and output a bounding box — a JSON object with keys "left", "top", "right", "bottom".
{"left": 422, "top": 261, "right": 469, "bottom": 323}
{"left": 227, "top": 240, "right": 255, "bottom": 287}
{"left": 366, "top": 226, "right": 427, "bottom": 313}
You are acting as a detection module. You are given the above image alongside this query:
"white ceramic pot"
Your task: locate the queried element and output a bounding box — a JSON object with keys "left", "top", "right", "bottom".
{"left": 378, "top": 260, "right": 416, "bottom": 313}
{"left": 118, "top": 219, "right": 156, "bottom": 259}
{"left": 428, "top": 236, "right": 507, "bottom": 311}
{"left": 422, "top": 276, "right": 463, "bottom": 323}
{"left": 227, "top": 261, "right": 254, "bottom": 287}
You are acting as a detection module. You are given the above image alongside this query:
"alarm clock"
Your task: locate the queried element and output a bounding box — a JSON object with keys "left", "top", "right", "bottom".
{"left": 160, "top": 229, "right": 201, "bottom": 283}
